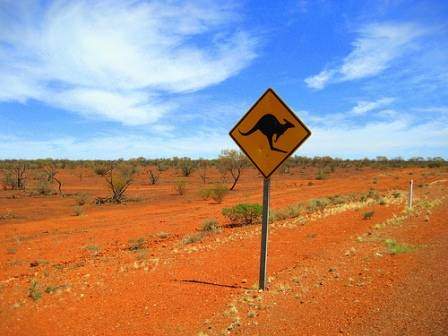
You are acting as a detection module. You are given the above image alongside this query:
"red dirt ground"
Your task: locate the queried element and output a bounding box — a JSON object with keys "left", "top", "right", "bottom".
{"left": 0, "top": 166, "right": 447, "bottom": 335}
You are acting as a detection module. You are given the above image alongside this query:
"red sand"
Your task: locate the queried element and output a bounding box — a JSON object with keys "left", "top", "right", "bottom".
{"left": 0, "top": 166, "right": 447, "bottom": 335}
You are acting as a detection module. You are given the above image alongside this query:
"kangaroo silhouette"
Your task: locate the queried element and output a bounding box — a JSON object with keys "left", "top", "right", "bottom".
{"left": 239, "top": 114, "right": 294, "bottom": 153}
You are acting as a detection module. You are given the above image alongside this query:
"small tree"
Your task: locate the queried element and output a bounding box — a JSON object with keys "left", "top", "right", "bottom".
{"left": 2, "top": 162, "right": 27, "bottom": 190}
{"left": 178, "top": 158, "right": 195, "bottom": 177}
{"left": 43, "top": 162, "right": 62, "bottom": 194}
{"left": 147, "top": 168, "right": 160, "bottom": 185}
{"left": 198, "top": 159, "right": 208, "bottom": 184}
{"left": 217, "top": 150, "right": 246, "bottom": 191}
{"left": 94, "top": 163, "right": 137, "bottom": 203}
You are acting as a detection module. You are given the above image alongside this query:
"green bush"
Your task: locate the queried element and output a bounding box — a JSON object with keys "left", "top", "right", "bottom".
{"left": 384, "top": 239, "right": 416, "bottom": 254}
{"left": 174, "top": 179, "right": 187, "bottom": 195}
{"left": 199, "top": 184, "right": 228, "bottom": 203}
{"left": 222, "top": 203, "right": 262, "bottom": 226}
{"left": 363, "top": 210, "right": 374, "bottom": 220}
{"left": 35, "top": 175, "right": 53, "bottom": 195}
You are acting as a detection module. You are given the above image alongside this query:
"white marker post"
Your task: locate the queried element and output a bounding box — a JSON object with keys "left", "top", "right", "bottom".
{"left": 408, "top": 179, "right": 413, "bottom": 209}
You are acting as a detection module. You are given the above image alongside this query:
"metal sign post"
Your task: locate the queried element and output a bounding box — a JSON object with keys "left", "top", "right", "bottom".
{"left": 259, "top": 178, "right": 270, "bottom": 290}
{"left": 229, "top": 88, "right": 311, "bottom": 291}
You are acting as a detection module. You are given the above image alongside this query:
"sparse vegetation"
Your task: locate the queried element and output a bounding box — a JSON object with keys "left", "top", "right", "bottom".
{"left": 128, "top": 238, "right": 146, "bottom": 251}
{"left": 28, "top": 280, "right": 42, "bottom": 301}
{"left": 174, "top": 178, "right": 187, "bottom": 195}
{"left": 0, "top": 210, "right": 18, "bottom": 221}
{"left": 1, "top": 162, "right": 27, "bottom": 190}
{"left": 270, "top": 203, "right": 303, "bottom": 221}
{"left": 200, "top": 218, "right": 220, "bottom": 233}
{"left": 35, "top": 173, "right": 53, "bottom": 195}
{"left": 75, "top": 193, "right": 89, "bottom": 206}
{"left": 198, "top": 159, "right": 208, "bottom": 184}
{"left": 363, "top": 211, "right": 374, "bottom": 220}
{"left": 222, "top": 203, "right": 262, "bottom": 226}
{"left": 73, "top": 205, "right": 84, "bottom": 216}
{"left": 94, "top": 163, "right": 138, "bottom": 203}
{"left": 148, "top": 168, "right": 160, "bottom": 185}
{"left": 156, "top": 232, "right": 170, "bottom": 239}
{"left": 182, "top": 233, "right": 204, "bottom": 244}
{"left": 384, "top": 239, "right": 417, "bottom": 254}
{"left": 217, "top": 149, "right": 247, "bottom": 191}
{"left": 315, "top": 168, "right": 326, "bottom": 180}
{"left": 178, "top": 158, "right": 195, "bottom": 177}
{"left": 43, "top": 162, "right": 63, "bottom": 194}
{"left": 199, "top": 184, "right": 228, "bottom": 203}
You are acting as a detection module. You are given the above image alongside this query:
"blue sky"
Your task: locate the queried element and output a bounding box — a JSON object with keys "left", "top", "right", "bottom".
{"left": 0, "top": 0, "right": 447, "bottom": 159}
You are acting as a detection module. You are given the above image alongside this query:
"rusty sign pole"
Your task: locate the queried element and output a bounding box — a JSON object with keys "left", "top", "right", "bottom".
{"left": 259, "top": 177, "right": 270, "bottom": 290}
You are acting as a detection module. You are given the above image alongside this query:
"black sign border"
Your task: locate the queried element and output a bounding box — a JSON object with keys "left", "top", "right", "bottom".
{"left": 229, "top": 88, "right": 312, "bottom": 179}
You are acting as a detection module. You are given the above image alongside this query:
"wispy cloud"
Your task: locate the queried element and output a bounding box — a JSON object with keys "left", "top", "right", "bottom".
{"left": 0, "top": 0, "right": 257, "bottom": 125}
{"left": 305, "top": 22, "right": 427, "bottom": 89}
{"left": 350, "top": 97, "right": 394, "bottom": 115}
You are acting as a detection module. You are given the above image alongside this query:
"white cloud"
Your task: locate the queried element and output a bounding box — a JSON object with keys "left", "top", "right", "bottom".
{"left": 304, "top": 69, "right": 334, "bottom": 90}
{"left": 0, "top": 0, "right": 257, "bottom": 124}
{"left": 350, "top": 97, "right": 394, "bottom": 115}
{"left": 305, "top": 22, "right": 427, "bottom": 89}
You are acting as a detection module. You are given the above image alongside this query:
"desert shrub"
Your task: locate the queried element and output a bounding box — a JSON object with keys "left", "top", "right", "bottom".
{"left": 128, "top": 238, "right": 145, "bottom": 251}
{"left": 222, "top": 203, "right": 262, "bottom": 226}
{"left": 2, "top": 163, "right": 27, "bottom": 190}
{"left": 270, "top": 203, "right": 303, "bottom": 221}
{"left": 363, "top": 211, "right": 374, "bottom": 220}
{"left": 35, "top": 174, "right": 53, "bottom": 195}
{"left": 178, "top": 158, "right": 195, "bottom": 177}
{"left": 28, "top": 280, "right": 42, "bottom": 301}
{"left": 328, "top": 194, "right": 349, "bottom": 205}
{"left": 199, "top": 184, "right": 228, "bottom": 203}
{"left": 75, "top": 193, "right": 89, "bottom": 206}
{"left": 307, "top": 198, "right": 330, "bottom": 212}
{"left": 2, "top": 171, "right": 17, "bottom": 190}
{"left": 73, "top": 205, "right": 84, "bottom": 216}
{"left": 94, "top": 163, "right": 138, "bottom": 203}
{"left": 182, "top": 233, "right": 203, "bottom": 244}
{"left": 200, "top": 218, "right": 220, "bottom": 233}
{"left": 156, "top": 232, "right": 170, "bottom": 239}
{"left": 198, "top": 159, "right": 208, "bottom": 184}
{"left": 315, "top": 168, "right": 326, "bottom": 180}
{"left": 174, "top": 179, "right": 187, "bottom": 195}
{"left": 366, "top": 189, "right": 380, "bottom": 201}
{"left": 384, "top": 239, "right": 416, "bottom": 254}
{"left": 156, "top": 161, "right": 169, "bottom": 172}
{"left": 148, "top": 169, "right": 159, "bottom": 185}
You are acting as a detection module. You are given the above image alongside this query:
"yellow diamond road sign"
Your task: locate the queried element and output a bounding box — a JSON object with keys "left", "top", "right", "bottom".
{"left": 230, "top": 88, "right": 311, "bottom": 178}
